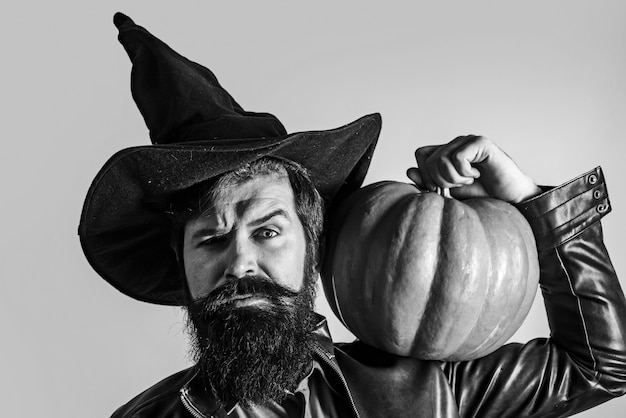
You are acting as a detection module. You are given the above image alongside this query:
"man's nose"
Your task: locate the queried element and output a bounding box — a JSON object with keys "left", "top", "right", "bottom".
{"left": 224, "top": 238, "right": 258, "bottom": 280}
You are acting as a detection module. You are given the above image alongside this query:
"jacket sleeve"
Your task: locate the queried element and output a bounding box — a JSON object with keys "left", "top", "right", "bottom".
{"left": 443, "top": 166, "right": 626, "bottom": 418}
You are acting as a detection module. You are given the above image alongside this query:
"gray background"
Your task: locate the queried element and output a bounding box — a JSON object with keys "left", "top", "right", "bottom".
{"left": 2, "top": 1, "right": 625, "bottom": 416}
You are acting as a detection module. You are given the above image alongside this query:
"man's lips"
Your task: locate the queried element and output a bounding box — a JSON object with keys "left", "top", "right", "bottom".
{"left": 230, "top": 294, "right": 271, "bottom": 307}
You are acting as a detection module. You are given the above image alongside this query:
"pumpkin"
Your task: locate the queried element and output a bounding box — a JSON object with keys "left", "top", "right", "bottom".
{"left": 321, "top": 181, "right": 539, "bottom": 361}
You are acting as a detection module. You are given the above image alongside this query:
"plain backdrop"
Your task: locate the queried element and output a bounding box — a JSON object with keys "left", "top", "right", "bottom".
{"left": 2, "top": 1, "right": 626, "bottom": 416}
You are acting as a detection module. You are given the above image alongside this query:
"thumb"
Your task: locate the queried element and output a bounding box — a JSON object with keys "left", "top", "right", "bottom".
{"left": 407, "top": 167, "right": 431, "bottom": 191}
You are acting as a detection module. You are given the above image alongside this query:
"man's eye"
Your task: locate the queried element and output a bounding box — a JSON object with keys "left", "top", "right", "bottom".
{"left": 199, "top": 235, "right": 227, "bottom": 247}
{"left": 257, "top": 229, "right": 278, "bottom": 239}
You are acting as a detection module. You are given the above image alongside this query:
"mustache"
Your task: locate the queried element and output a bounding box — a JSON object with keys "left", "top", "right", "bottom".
{"left": 193, "top": 276, "right": 300, "bottom": 313}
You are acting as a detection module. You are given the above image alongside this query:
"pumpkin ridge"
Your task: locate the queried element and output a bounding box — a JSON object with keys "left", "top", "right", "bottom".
{"left": 413, "top": 197, "right": 475, "bottom": 358}
{"left": 452, "top": 201, "right": 491, "bottom": 359}
{"left": 479, "top": 201, "right": 520, "bottom": 355}
{"left": 460, "top": 200, "right": 504, "bottom": 358}
{"left": 343, "top": 183, "right": 417, "bottom": 347}
{"left": 464, "top": 200, "right": 538, "bottom": 357}
{"left": 481, "top": 203, "right": 538, "bottom": 352}
{"left": 402, "top": 194, "right": 436, "bottom": 344}
{"left": 371, "top": 196, "right": 411, "bottom": 348}
{"left": 383, "top": 192, "right": 430, "bottom": 350}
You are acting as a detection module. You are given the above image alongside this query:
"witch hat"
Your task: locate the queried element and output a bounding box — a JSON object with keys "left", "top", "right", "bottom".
{"left": 79, "top": 13, "right": 381, "bottom": 305}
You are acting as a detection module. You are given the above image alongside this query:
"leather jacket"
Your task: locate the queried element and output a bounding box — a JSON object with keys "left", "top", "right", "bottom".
{"left": 112, "top": 167, "right": 626, "bottom": 417}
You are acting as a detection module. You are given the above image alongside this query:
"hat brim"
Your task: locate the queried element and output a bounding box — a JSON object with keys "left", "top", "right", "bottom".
{"left": 79, "top": 113, "right": 381, "bottom": 305}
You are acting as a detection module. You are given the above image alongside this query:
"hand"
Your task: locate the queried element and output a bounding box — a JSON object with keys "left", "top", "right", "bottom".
{"left": 406, "top": 135, "right": 541, "bottom": 203}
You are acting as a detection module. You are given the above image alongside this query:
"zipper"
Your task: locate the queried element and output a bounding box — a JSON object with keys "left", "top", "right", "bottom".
{"left": 180, "top": 386, "right": 211, "bottom": 418}
{"left": 313, "top": 345, "right": 361, "bottom": 418}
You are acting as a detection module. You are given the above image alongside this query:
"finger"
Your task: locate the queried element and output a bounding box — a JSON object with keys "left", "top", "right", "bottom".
{"left": 406, "top": 167, "right": 426, "bottom": 190}
{"left": 426, "top": 145, "right": 475, "bottom": 188}
{"left": 448, "top": 180, "right": 489, "bottom": 200}
{"left": 452, "top": 135, "right": 493, "bottom": 167}
{"left": 422, "top": 136, "right": 471, "bottom": 187}
{"left": 418, "top": 144, "right": 472, "bottom": 189}
{"left": 430, "top": 163, "right": 475, "bottom": 188}
{"left": 410, "top": 164, "right": 471, "bottom": 194}
{"left": 433, "top": 172, "right": 474, "bottom": 189}
{"left": 452, "top": 155, "right": 481, "bottom": 179}
{"left": 414, "top": 146, "right": 438, "bottom": 190}
{"left": 442, "top": 135, "right": 482, "bottom": 179}
{"left": 415, "top": 137, "right": 484, "bottom": 190}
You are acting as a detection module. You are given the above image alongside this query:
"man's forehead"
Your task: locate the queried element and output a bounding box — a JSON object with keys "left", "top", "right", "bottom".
{"left": 197, "top": 174, "right": 297, "bottom": 220}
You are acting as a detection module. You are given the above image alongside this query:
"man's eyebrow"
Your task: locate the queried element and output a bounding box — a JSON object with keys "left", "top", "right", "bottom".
{"left": 190, "top": 209, "right": 291, "bottom": 240}
{"left": 248, "top": 209, "right": 291, "bottom": 227}
{"left": 190, "top": 227, "right": 221, "bottom": 240}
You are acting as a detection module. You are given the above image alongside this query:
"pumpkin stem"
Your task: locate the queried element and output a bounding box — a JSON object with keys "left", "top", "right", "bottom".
{"left": 436, "top": 187, "right": 452, "bottom": 198}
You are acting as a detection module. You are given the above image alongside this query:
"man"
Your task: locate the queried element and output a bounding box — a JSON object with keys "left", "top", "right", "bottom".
{"left": 79, "top": 13, "right": 626, "bottom": 417}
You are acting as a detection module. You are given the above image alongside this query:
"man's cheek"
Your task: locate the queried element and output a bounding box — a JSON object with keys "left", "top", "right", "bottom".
{"left": 186, "top": 266, "right": 220, "bottom": 300}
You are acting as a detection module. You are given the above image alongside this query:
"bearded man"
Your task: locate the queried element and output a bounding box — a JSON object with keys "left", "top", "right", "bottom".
{"left": 79, "top": 13, "right": 626, "bottom": 417}
{"left": 176, "top": 158, "right": 326, "bottom": 410}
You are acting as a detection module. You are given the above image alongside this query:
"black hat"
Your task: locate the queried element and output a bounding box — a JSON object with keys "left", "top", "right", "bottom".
{"left": 79, "top": 13, "right": 381, "bottom": 305}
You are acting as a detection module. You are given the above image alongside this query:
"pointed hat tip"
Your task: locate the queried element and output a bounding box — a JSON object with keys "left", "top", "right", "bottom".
{"left": 113, "top": 12, "right": 135, "bottom": 30}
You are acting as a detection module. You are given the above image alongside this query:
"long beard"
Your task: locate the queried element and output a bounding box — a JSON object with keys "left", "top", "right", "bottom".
{"left": 185, "top": 275, "right": 317, "bottom": 409}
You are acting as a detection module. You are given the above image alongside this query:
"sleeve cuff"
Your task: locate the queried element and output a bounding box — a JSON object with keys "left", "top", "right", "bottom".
{"left": 514, "top": 166, "right": 611, "bottom": 250}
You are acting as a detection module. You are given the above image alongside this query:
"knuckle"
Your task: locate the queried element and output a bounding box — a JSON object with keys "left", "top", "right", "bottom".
{"left": 473, "top": 135, "right": 490, "bottom": 146}
{"left": 415, "top": 145, "right": 437, "bottom": 161}
{"left": 425, "top": 157, "right": 437, "bottom": 172}
{"left": 452, "top": 152, "right": 465, "bottom": 165}
{"left": 438, "top": 160, "right": 457, "bottom": 181}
